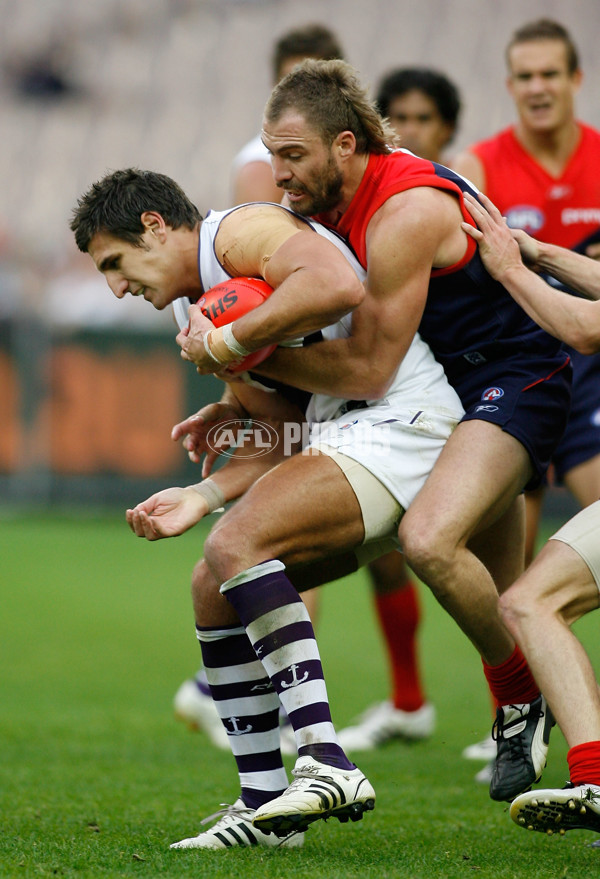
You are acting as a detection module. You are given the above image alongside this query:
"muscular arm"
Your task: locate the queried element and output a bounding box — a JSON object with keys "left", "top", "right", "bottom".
{"left": 254, "top": 188, "right": 469, "bottom": 399}
{"left": 180, "top": 204, "right": 364, "bottom": 371}
{"left": 463, "top": 192, "right": 600, "bottom": 355}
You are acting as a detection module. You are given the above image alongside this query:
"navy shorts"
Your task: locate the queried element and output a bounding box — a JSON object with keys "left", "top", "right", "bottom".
{"left": 552, "top": 346, "right": 600, "bottom": 481}
{"left": 449, "top": 349, "right": 572, "bottom": 489}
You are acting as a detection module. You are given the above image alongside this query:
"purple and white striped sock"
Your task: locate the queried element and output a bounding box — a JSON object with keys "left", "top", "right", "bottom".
{"left": 196, "top": 624, "right": 288, "bottom": 809}
{"left": 221, "top": 560, "right": 354, "bottom": 770}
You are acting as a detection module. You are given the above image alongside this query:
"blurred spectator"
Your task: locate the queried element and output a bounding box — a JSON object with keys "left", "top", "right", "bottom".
{"left": 6, "top": 36, "right": 83, "bottom": 101}
{"left": 375, "top": 67, "right": 461, "bottom": 163}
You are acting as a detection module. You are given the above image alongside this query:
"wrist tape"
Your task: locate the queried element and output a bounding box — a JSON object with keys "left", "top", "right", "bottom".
{"left": 191, "top": 478, "right": 226, "bottom": 513}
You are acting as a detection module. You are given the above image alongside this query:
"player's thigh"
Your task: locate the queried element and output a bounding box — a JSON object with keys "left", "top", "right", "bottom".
{"left": 400, "top": 419, "right": 533, "bottom": 546}
{"left": 468, "top": 494, "right": 525, "bottom": 593}
{"left": 208, "top": 449, "right": 365, "bottom": 568}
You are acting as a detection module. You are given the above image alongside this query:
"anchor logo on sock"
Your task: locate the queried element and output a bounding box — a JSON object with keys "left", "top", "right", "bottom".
{"left": 226, "top": 716, "right": 252, "bottom": 735}
{"left": 280, "top": 663, "right": 309, "bottom": 689}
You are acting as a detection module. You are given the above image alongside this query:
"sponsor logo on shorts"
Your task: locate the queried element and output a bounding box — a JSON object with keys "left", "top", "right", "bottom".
{"left": 463, "top": 351, "right": 488, "bottom": 365}
{"left": 481, "top": 387, "right": 504, "bottom": 401}
{"left": 474, "top": 404, "right": 499, "bottom": 413}
{"left": 590, "top": 408, "right": 600, "bottom": 428}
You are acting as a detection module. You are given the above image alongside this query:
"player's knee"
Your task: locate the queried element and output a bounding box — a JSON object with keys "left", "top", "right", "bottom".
{"left": 498, "top": 581, "right": 536, "bottom": 637}
{"left": 202, "top": 523, "right": 241, "bottom": 581}
{"left": 398, "top": 513, "right": 456, "bottom": 581}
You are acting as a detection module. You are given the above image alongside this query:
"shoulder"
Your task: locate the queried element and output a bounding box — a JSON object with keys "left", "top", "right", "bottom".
{"left": 452, "top": 128, "right": 514, "bottom": 183}
{"left": 367, "top": 186, "right": 460, "bottom": 247}
{"left": 220, "top": 203, "right": 306, "bottom": 234}
{"left": 231, "top": 134, "right": 270, "bottom": 171}
{"left": 214, "top": 204, "right": 312, "bottom": 272}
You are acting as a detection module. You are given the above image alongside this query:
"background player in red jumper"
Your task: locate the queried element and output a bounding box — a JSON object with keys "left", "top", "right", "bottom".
{"left": 454, "top": 18, "right": 600, "bottom": 561}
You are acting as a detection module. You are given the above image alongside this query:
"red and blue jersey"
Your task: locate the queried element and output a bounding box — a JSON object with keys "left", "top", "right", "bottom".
{"left": 316, "top": 150, "right": 564, "bottom": 383}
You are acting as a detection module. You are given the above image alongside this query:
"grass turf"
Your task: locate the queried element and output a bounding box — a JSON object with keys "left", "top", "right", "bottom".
{"left": 1, "top": 510, "right": 599, "bottom": 878}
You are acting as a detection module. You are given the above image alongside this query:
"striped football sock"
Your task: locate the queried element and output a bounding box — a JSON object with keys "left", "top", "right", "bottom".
{"left": 196, "top": 623, "right": 288, "bottom": 809}
{"left": 221, "top": 560, "right": 354, "bottom": 770}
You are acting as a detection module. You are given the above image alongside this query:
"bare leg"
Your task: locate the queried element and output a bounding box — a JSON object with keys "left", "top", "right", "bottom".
{"left": 399, "top": 420, "right": 532, "bottom": 665}
{"left": 500, "top": 539, "right": 600, "bottom": 747}
{"left": 564, "top": 453, "right": 600, "bottom": 508}
{"left": 523, "top": 485, "right": 545, "bottom": 568}
{"left": 469, "top": 494, "right": 526, "bottom": 595}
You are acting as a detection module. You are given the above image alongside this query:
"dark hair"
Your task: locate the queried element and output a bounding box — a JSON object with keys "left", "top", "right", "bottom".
{"left": 70, "top": 168, "right": 201, "bottom": 252}
{"left": 271, "top": 23, "right": 345, "bottom": 82}
{"left": 506, "top": 18, "right": 580, "bottom": 74}
{"left": 375, "top": 67, "right": 461, "bottom": 128}
{"left": 265, "top": 59, "right": 397, "bottom": 154}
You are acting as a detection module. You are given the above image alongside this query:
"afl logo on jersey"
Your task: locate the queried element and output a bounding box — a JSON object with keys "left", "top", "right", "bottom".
{"left": 505, "top": 206, "right": 544, "bottom": 234}
{"left": 481, "top": 387, "right": 504, "bottom": 402}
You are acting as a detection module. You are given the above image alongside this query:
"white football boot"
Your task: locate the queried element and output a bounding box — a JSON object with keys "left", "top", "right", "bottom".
{"left": 337, "top": 700, "right": 435, "bottom": 751}
{"left": 510, "top": 783, "right": 600, "bottom": 835}
{"left": 170, "top": 799, "right": 304, "bottom": 849}
{"left": 252, "top": 756, "right": 375, "bottom": 836}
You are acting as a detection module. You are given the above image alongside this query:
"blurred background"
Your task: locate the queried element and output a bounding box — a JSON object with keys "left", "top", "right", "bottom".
{"left": 0, "top": 0, "right": 596, "bottom": 509}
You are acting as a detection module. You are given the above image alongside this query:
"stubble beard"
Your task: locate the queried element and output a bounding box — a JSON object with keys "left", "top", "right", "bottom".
{"left": 288, "top": 156, "right": 344, "bottom": 217}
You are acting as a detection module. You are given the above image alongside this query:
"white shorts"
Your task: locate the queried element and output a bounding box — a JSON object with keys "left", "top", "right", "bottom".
{"left": 307, "top": 401, "right": 462, "bottom": 513}
{"left": 550, "top": 500, "right": 600, "bottom": 591}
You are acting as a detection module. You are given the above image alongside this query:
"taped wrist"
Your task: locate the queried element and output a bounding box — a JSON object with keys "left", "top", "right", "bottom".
{"left": 204, "top": 323, "right": 250, "bottom": 365}
{"left": 203, "top": 328, "right": 229, "bottom": 364}
{"left": 222, "top": 323, "right": 251, "bottom": 357}
{"left": 191, "top": 478, "right": 226, "bottom": 513}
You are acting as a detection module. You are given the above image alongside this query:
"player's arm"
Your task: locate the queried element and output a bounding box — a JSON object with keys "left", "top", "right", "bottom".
{"left": 178, "top": 204, "right": 364, "bottom": 372}
{"left": 127, "top": 381, "right": 305, "bottom": 540}
{"left": 463, "top": 192, "right": 600, "bottom": 354}
{"left": 253, "top": 188, "right": 461, "bottom": 399}
{"left": 534, "top": 242, "right": 600, "bottom": 300}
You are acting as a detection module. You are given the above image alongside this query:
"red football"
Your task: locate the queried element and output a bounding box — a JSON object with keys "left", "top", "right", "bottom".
{"left": 199, "top": 277, "right": 277, "bottom": 373}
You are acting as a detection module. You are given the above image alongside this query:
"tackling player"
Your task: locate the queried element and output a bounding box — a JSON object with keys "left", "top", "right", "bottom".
{"left": 178, "top": 59, "right": 572, "bottom": 804}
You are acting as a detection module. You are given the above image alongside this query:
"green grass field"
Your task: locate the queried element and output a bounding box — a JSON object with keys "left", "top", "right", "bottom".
{"left": 1, "top": 511, "right": 599, "bottom": 878}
